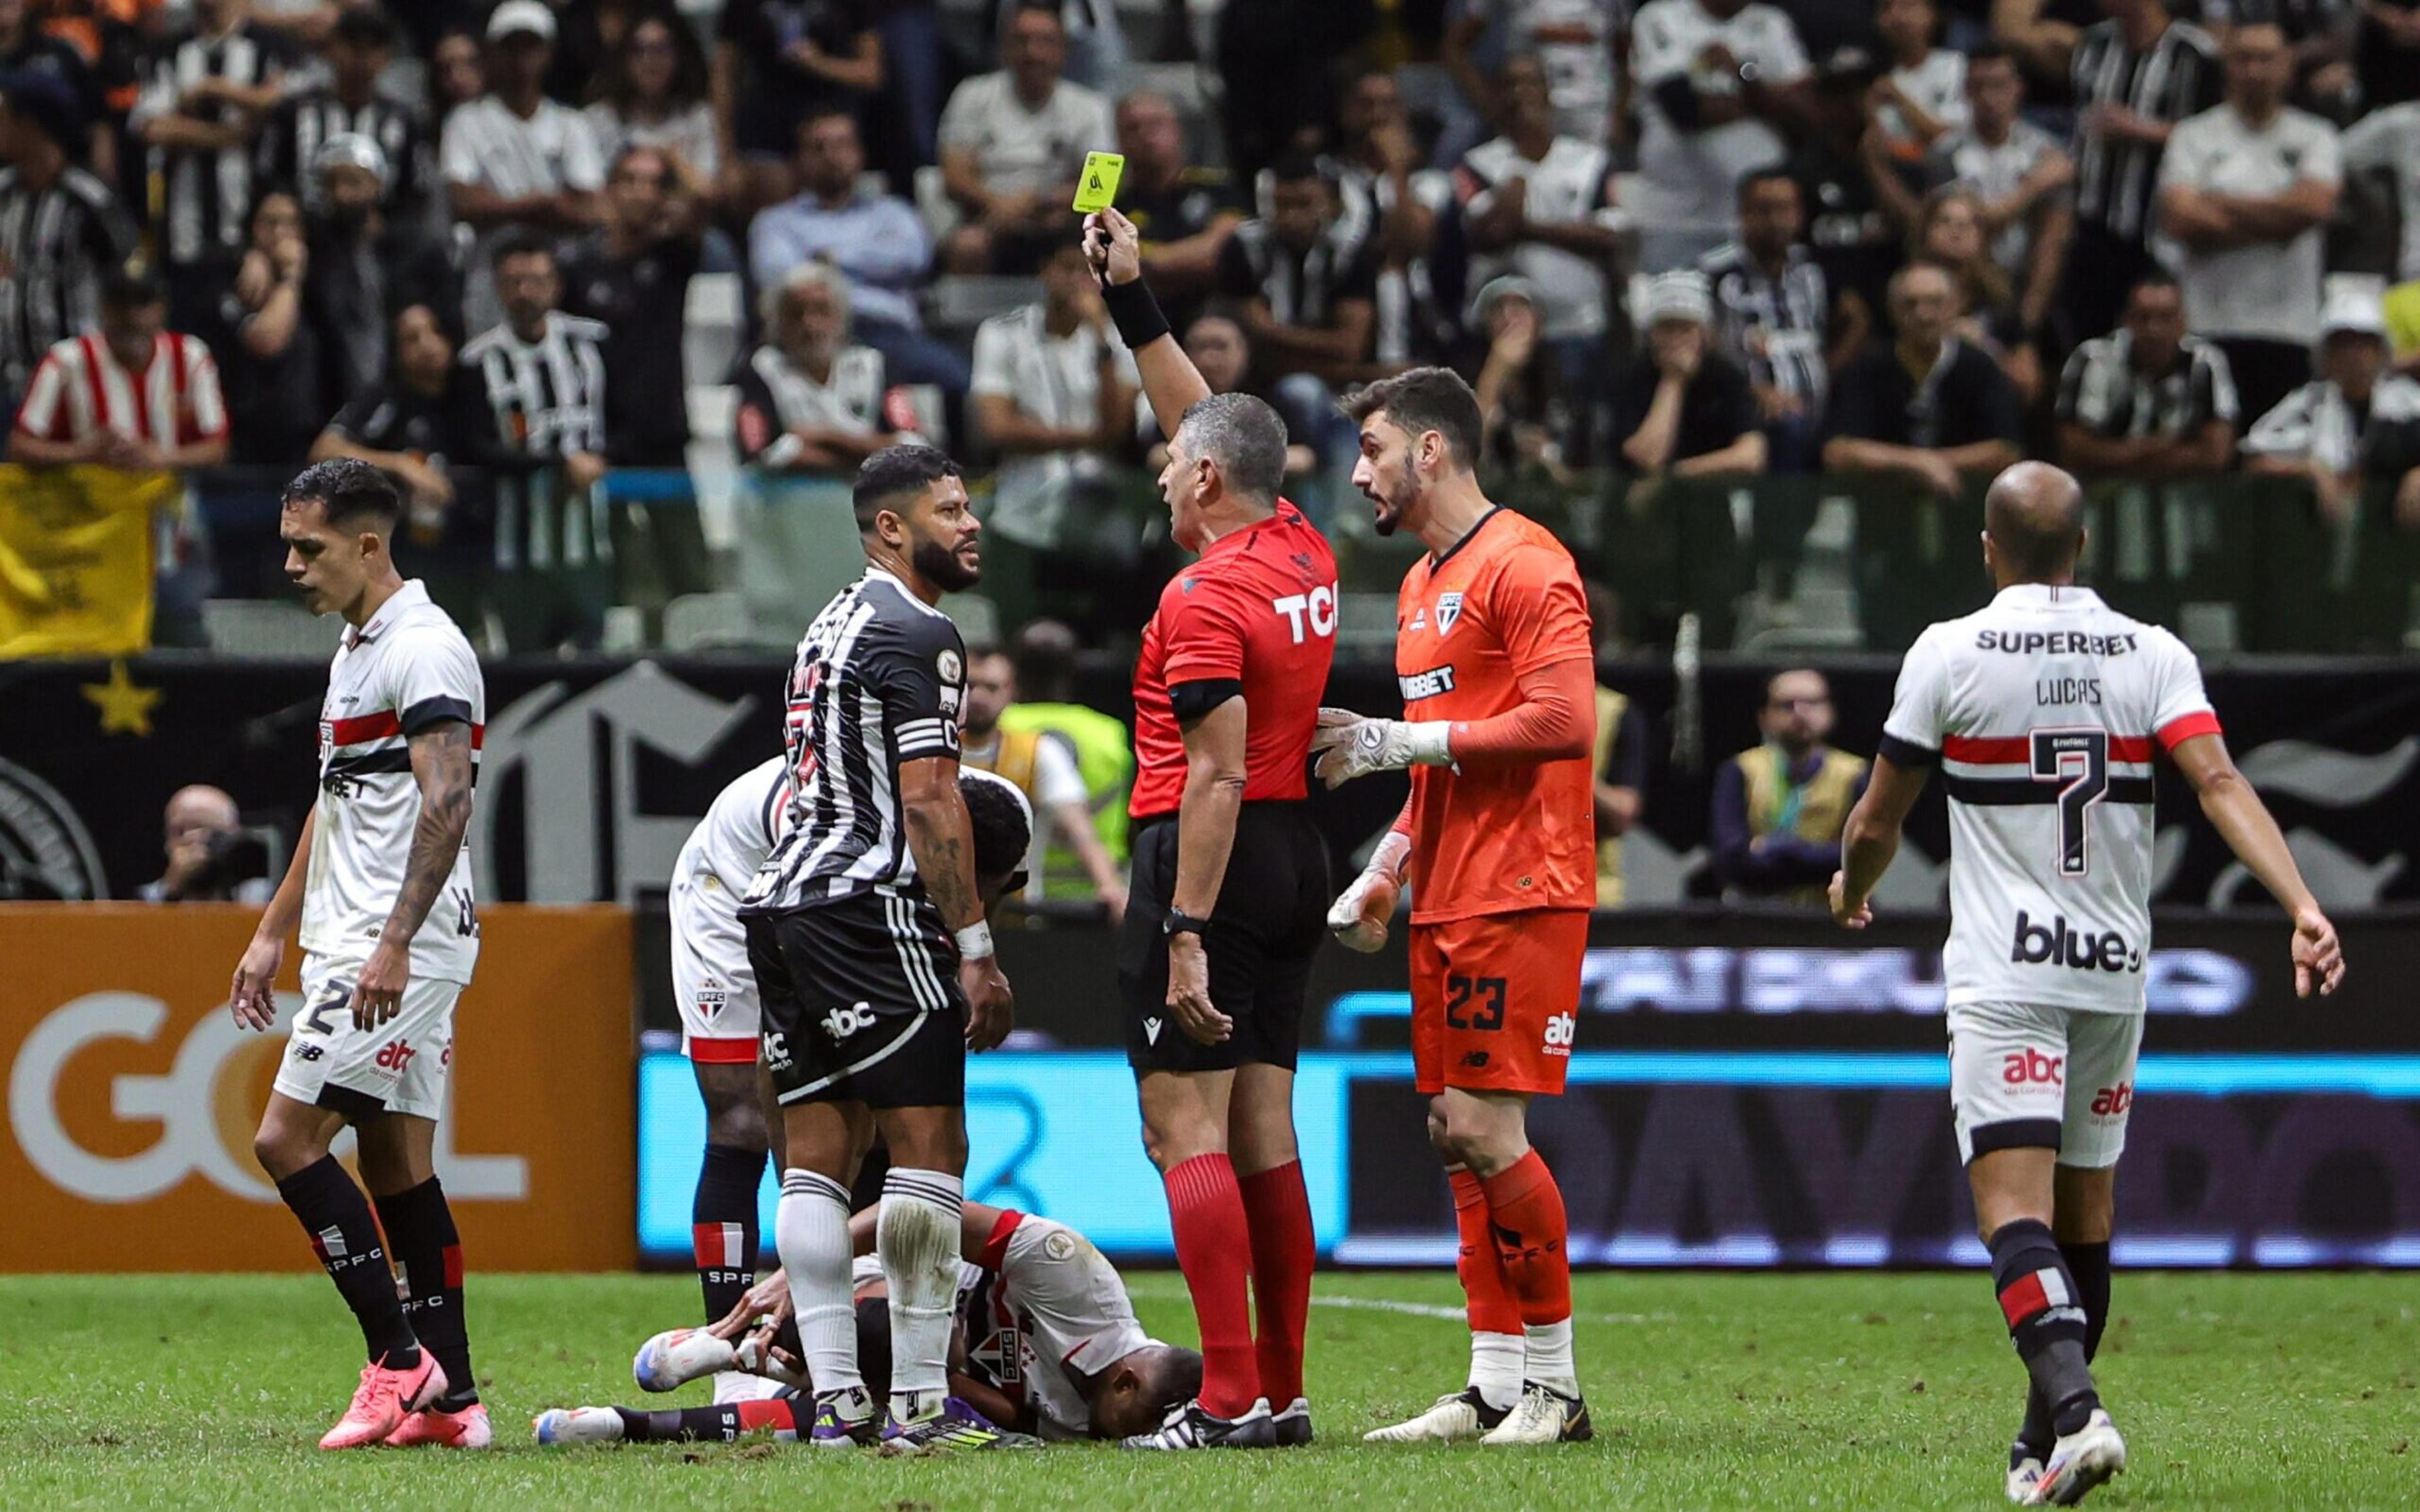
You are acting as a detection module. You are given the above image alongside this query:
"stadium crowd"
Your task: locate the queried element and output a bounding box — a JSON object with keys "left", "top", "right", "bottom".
{"left": 6, "top": 0, "right": 2420, "bottom": 655}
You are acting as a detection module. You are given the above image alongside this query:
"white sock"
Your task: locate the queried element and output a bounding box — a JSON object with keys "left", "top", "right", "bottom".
{"left": 776, "top": 1169, "right": 860, "bottom": 1397}
{"left": 1468, "top": 1331, "right": 1524, "bottom": 1411}
{"left": 1523, "top": 1319, "right": 1577, "bottom": 1396}
{"left": 879, "top": 1167, "right": 965, "bottom": 1421}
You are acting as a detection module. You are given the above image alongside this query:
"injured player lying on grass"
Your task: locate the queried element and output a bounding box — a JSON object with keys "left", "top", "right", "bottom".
{"left": 534, "top": 1201, "right": 1201, "bottom": 1447}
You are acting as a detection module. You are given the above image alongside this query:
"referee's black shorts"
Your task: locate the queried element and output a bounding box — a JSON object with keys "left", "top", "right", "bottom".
{"left": 1120, "top": 801, "right": 1332, "bottom": 1075}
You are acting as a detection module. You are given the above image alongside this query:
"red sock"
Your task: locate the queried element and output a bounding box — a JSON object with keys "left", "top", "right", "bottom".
{"left": 1450, "top": 1167, "right": 1523, "bottom": 1336}
{"left": 1479, "top": 1152, "right": 1572, "bottom": 1326}
{"left": 1164, "top": 1153, "right": 1260, "bottom": 1417}
{"left": 1239, "top": 1160, "right": 1314, "bottom": 1406}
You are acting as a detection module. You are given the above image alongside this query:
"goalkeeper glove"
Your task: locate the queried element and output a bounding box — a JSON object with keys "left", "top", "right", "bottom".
{"left": 1327, "top": 830, "right": 1411, "bottom": 953}
{"left": 1310, "top": 707, "right": 1454, "bottom": 789}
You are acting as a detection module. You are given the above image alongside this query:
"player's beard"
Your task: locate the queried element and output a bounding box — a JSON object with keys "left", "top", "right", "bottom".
{"left": 913, "top": 533, "right": 981, "bottom": 592}
{"left": 1368, "top": 471, "right": 1416, "bottom": 537}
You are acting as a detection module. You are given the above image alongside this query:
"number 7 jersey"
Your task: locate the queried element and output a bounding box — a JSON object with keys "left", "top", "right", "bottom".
{"left": 1880, "top": 584, "right": 2221, "bottom": 1015}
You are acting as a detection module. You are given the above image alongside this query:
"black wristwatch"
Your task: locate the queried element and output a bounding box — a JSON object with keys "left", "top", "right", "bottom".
{"left": 1163, "top": 905, "right": 1210, "bottom": 939}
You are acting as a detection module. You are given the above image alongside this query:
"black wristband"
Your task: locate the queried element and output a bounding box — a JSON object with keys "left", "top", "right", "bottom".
{"left": 1102, "top": 276, "right": 1172, "bottom": 350}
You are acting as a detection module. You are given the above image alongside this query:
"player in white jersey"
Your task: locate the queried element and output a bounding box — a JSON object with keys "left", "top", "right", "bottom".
{"left": 229, "top": 459, "right": 491, "bottom": 1452}
{"left": 534, "top": 1203, "right": 1202, "bottom": 1447}
{"left": 1830, "top": 462, "right": 2344, "bottom": 1508}
{"left": 667, "top": 758, "right": 1036, "bottom": 1407}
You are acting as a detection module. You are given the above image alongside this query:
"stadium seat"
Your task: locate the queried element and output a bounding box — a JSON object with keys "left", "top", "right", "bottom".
{"left": 202, "top": 598, "right": 333, "bottom": 658}
{"left": 662, "top": 591, "right": 754, "bottom": 651}
{"left": 684, "top": 274, "right": 743, "bottom": 395}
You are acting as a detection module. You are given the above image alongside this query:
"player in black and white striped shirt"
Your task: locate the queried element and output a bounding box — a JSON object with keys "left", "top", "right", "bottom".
{"left": 737, "top": 445, "right": 1029, "bottom": 1456}
{"left": 2065, "top": 0, "right": 2220, "bottom": 341}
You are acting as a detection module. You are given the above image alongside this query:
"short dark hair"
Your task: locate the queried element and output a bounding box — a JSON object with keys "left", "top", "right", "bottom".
{"left": 488, "top": 227, "right": 554, "bottom": 272}
{"left": 2128, "top": 270, "right": 2181, "bottom": 302}
{"left": 960, "top": 770, "right": 1034, "bottom": 885}
{"left": 1965, "top": 40, "right": 2017, "bottom": 71}
{"left": 100, "top": 258, "right": 164, "bottom": 309}
{"left": 1341, "top": 367, "right": 1484, "bottom": 473}
{"left": 1006, "top": 0, "right": 1066, "bottom": 28}
{"left": 282, "top": 457, "right": 403, "bottom": 531}
{"left": 1736, "top": 165, "right": 1799, "bottom": 207}
{"left": 798, "top": 105, "right": 859, "bottom": 140}
{"left": 1268, "top": 148, "right": 1327, "bottom": 187}
{"left": 331, "top": 5, "right": 395, "bottom": 50}
{"left": 1175, "top": 391, "right": 1289, "bottom": 505}
{"left": 1013, "top": 619, "right": 1080, "bottom": 702}
{"left": 851, "top": 443, "right": 960, "bottom": 533}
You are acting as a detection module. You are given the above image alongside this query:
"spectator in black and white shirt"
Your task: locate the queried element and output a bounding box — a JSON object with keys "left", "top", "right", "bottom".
{"left": 2065, "top": 0, "right": 2220, "bottom": 343}
{"left": 1458, "top": 54, "right": 1627, "bottom": 388}
{"left": 459, "top": 232, "right": 611, "bottom": 648}
{"left": 1868, "top": 0, "right": 1967, "bottom": 164}
{"left": 1905, "top": 46, "right": 2070, "bottom": 357}
{"left": 440, "top": 1, "right": 603, "bottom": 335}
{"left": 0, "top": 72, "right": 137, "bottom": 409}
{"left": 1702, "top": 167, "right": 1835, "bottom": 469}
{"left": 2056, "top": 273, "right": 2238, "bottom": 479}
{"left": 1326, "top": 66, "right": 1458, "bottom": 368}
{"left": 1626, "top": 0, "right": 1812, "bottom": 266}
{"left": 255, "top": 4, "right": 420, "bottom": 223}
{"left": 1444, "top": 0, "right": 1627, "bottom": 147}
{"left": 1216, "top": 151, "right": 1381, "bottom": 392}
{"left": 734, "top": 261, "right": 908, "bottom": 477}
{"left": 2155, "top": 21, "right": 2339, "bottom": 430}
{"left": 2243, "top": 287, "right": 2420, "bottom": 527}
{"left": 130, "top": 0, "right": 290, "bottom": 333}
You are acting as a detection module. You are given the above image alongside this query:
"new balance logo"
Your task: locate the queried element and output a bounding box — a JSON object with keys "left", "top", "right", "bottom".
{"left": 2009, "top": 910, "right": 2143, "bottom": 974}
{"left": 821, "top": 1003, "right": 877, "bottom": 1040}
{"left": 1143, "top": 1017, "right": 1164, "bottom": 1046}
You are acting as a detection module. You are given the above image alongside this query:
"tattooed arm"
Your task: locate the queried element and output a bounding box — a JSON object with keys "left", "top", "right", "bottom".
{"left": 349, "top": 719, "right": 476, "bottom": 1030}
{"left": 901, "top": 753, "right": 1015, "bottom": 1051}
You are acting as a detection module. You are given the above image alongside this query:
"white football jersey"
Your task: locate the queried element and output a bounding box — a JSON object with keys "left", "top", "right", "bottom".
{"left": 302, "top": 580, "right": 485, "bottom": 983}
{"left": 963, "top": 1213, "right": 1156, "bottom": 1440}
{"left": 674, "top": 756, "right": 794, "bottom": 907}
{"left": 1882, "top": 585, "right": 2219, "bottom": 1015}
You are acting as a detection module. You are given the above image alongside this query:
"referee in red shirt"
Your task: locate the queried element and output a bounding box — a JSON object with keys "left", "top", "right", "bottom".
{"left": 1085, "top": 210, "right": 1338, "bottom": 1452}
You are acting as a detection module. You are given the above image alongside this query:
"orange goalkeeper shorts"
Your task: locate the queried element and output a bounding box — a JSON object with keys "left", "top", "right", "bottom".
{"left": 1408, "top": 908, "right": 1587, "bottom": 1096}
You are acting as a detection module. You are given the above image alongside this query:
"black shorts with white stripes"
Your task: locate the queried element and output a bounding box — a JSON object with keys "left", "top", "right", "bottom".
{"left": 742, "top": 894, "right": 967, "bottom": 1109}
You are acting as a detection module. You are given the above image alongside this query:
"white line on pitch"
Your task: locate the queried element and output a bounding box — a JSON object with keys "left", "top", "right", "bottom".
{"left": 1310, "top": 1295, "right": 1675, "bottom": 1325}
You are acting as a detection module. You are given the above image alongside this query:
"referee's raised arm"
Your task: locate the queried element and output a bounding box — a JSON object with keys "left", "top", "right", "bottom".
{"left": 1083, "top": 207, "right": 1211, "bottom": 439}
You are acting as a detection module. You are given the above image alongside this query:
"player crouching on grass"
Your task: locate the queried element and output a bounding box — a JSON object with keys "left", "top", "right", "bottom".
{"left": 230, "top": 459, "right": 489, "bottom": 1450}
{"left": 534, "top": 1200, "right": 1201, "bottom": 1446}
{"left": 1318, "top": 369, "right": 1597, "bottom": 1446}
{"left": 1830, "top": 462, "right": 2346, "bottom": 1505}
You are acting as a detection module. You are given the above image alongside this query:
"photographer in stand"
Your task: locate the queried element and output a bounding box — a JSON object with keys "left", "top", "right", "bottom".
{"left": 135, "top": 786, "right": 272, "bottom": 903}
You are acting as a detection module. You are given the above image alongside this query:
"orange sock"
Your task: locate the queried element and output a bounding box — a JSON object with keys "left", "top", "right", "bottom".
{"left": 1479, "top": 1152, "right": 1572, "bottom": 1326}
{"left": 1449, "top": 1167, "right": 1523, "bottom": 1336}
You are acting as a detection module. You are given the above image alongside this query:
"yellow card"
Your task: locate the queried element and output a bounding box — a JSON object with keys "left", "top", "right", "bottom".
{"left": 1072, "top": 151, "right": 1124, "bottom": 214}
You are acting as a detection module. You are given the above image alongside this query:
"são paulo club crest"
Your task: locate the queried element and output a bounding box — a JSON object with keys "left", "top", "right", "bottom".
{"left": 1436, "top": 591, "right": 1464, "bottom": 637}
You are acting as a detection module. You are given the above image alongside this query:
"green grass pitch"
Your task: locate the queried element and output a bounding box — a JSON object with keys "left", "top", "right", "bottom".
{"left": 2, "top": 1270, "right": 2411, "bottom": 1509}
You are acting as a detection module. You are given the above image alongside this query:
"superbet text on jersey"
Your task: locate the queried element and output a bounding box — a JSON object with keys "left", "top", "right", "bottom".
{"left": 1880, "top": 584, "right": 2221, "bottom": 1014}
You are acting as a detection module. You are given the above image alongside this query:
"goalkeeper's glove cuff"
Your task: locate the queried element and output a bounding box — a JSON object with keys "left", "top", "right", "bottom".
{"left": 1404, "top": 721, "right": 1455, "bottom": 768}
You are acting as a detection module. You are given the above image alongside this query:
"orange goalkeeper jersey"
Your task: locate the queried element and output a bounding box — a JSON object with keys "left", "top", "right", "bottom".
{"left": 1396, "top": 507, "right": 1596, "bottom": 923}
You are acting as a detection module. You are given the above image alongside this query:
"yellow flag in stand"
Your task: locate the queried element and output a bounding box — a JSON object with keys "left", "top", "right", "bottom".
{"left": 0, "top": 465, "right": 176, "bottom": 658}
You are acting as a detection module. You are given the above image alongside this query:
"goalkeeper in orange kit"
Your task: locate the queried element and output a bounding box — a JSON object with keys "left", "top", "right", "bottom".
{"left": 1315, "top": 368, "right": 1597, "bottom": 1446}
